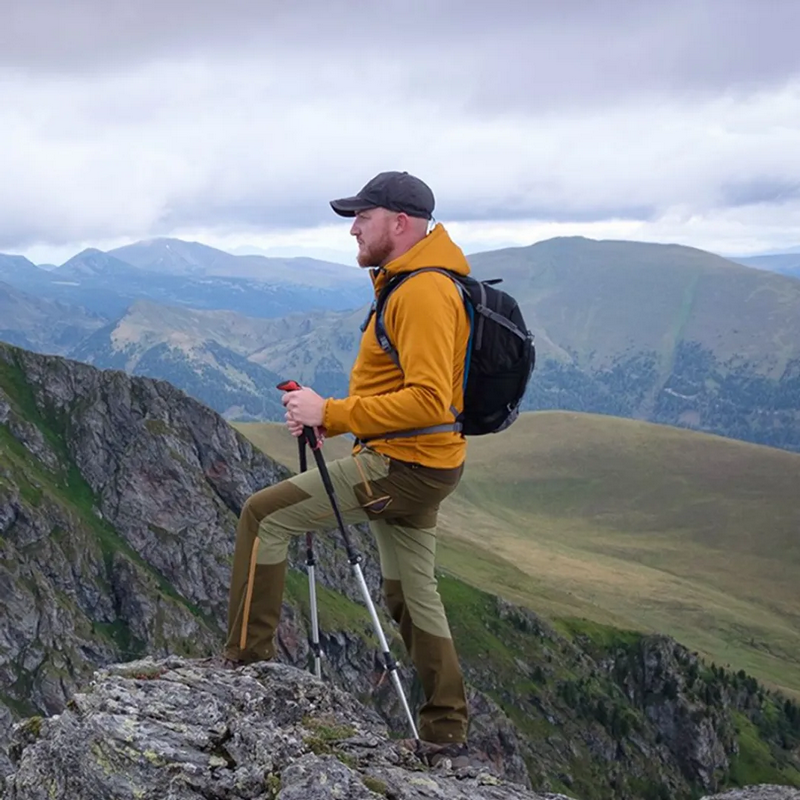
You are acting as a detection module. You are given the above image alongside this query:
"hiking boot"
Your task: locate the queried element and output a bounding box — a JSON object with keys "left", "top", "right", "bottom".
{"left": 398, "top": 739, "right": 472, "bottom": 769}
{"left": 427, "top": 742, "right": 471, "bottom": 769}
{"left": 195, "top": 654, "right": 244, "bottom": 670}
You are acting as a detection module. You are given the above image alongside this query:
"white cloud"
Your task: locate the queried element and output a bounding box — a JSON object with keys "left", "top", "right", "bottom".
{"left": 2, "top": 1, "right": 800, "bottom": 261}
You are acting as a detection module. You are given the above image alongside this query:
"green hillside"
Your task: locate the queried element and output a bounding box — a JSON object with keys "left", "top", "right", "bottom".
{"left": 466, "top": 238, "right": 800, "bottom": 451}
{"left": 235, "top": 413, "right": 800, "bottom": 699}
{"left": 232, "top": 421, "right": 356, "bottom": 467}
{"left": 468, "top": 236, "right": 800, "bottom": 375}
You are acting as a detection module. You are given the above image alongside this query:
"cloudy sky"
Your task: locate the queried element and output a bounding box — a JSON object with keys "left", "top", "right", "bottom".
{"left": 3, "top": 0, "right": 800, "bottom": 265}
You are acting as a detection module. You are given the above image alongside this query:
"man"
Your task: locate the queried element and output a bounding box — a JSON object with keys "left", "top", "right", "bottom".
{"left": 223, "top": 170, "right": 472, "bottom": 766}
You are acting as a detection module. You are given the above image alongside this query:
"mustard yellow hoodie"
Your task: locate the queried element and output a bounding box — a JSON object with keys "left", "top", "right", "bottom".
{"left": 323, "top": 223, "right": 470, "bottom": 469}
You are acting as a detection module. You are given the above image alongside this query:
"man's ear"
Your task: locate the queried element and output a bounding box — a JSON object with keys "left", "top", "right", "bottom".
{"left": 393, "top": 212, "right": 410, "bottom": 234}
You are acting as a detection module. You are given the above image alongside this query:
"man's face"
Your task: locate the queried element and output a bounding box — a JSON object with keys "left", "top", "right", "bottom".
{"left": 350, "top": 208, "right": 395, "bottom": 267}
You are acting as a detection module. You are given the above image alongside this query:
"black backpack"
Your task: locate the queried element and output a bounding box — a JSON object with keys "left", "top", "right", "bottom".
{"left": 362, "top": 267, "right": 535, "bottom": 439}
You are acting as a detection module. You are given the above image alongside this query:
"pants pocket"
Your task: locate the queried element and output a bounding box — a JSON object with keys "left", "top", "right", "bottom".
{"left": 355, "top": 459, "right": 458, "bottom": 527}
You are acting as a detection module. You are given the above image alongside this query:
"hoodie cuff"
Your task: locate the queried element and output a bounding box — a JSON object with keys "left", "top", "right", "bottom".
{"left": 323, "top": 398, "right": 350, "bottom": 437}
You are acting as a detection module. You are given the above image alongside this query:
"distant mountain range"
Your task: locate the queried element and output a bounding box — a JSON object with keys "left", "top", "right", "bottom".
{"left": 479, "top": 238, "right": 800, "bottom": 450}
{"left": 1, "top": 235, "right": 799, "bottom": 452}
{"left": 729, "top": 252, "right": 800, "bottom": 280}
{"left": 68, "top": 300, "right": 314, "bottom": 420}
{"left": 0, "top": 239, "right": 370, "bottom": 320}
{"left": 67, "top": 299, "right": 366, "bottom": 418}
{"left": 106, "top": 238, "right": 359, "bottom": 285}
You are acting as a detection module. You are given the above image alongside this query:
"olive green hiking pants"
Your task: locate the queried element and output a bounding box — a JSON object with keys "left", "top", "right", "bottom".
{"left": 224, "top": 445, "right": 468, "bottom": 744}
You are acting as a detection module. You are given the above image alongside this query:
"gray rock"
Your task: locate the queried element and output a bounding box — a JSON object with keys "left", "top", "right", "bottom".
{"left": 2, "top": 656, "right": 550, "bottom": 800}
{"left": 603, "top": 634, "right": 735, "bottom": 788}
{"left": 702, "top": 788, "right": 800, "bottom": 800}
{"left": 0, "top": 345, "right": 289, "bottom": 765}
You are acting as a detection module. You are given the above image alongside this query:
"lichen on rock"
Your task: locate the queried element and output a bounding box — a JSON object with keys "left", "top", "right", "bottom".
{"left": 2, "top": 656, "right": 558, "bottom": 800}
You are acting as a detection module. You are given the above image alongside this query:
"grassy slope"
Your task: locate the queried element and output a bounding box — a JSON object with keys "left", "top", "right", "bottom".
{"left": 235, "top": 413, "right": 800, "bottom": 699}
{"left": 232, "top": 422, "right": 356, "bottom": 468}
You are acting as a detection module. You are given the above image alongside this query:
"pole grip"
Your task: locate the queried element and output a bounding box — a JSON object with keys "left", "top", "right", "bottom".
{"left": 278, "top": 380, "right": 323, "bottom": 451}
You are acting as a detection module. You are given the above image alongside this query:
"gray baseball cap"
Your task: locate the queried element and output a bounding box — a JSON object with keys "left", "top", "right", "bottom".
{"left": 330, "top": 171, "right": 435, "bottom": 219}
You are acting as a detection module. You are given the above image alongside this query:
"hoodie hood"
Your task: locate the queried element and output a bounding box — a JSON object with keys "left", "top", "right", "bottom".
{"left": 373, "top": 223, "right": 471, "bottom": 291}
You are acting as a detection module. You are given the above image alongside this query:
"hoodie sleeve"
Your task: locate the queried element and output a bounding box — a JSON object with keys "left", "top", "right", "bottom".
{"left": 323, "top": 272, "right": 463, "bottom": 438}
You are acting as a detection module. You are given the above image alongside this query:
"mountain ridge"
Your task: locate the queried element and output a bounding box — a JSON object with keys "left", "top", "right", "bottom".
{"left": 0, "top": 254, "right": 371, "bottom": 322}
{"left": 106, "top": 236, "right": 361, "bottom": 286}
{"left": 54, "top": 248, "right": 151, "bottom": 279}
{"left": 63, "top": 236, "right": 800, "bottom": 451}
{"left": 0, "top": 256, "right": 42, "bottom": 281}
{"left": 730, "top": 253, "right": 800, "bottom": 280}
{"left": 0, "top": 281, "right": 106, "bottom": 354}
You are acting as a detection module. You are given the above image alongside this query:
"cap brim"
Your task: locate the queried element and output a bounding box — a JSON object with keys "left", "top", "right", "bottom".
{"left": 329, "top": 197, "right": 375, "bottom": 217}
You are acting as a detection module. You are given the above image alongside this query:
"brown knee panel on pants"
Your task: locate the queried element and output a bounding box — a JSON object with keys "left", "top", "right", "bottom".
{"left": 384, "top": 578, "right": 468, "bottom": 744}
{"left": 224, "top": 480, "right": 309, "bottom": 662}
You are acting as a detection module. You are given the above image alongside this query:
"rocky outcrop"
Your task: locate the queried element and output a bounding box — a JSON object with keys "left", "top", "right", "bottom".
{"left": 1, "top": 656, "right": 561, "bottom": 800}
{"left": 701, "top": 789, "right": 800, "bottom": 800}
{"left": 3, "top": 343, "right": 284, "bottom": 618}
{"left": 0, "top": 343, "right": 279, "bottom": 768}
{"left": 3, "top": 656, "right": 796, "bottom": 800}
{"left": 602, "top": 634, "right": 735, "bottom": 789}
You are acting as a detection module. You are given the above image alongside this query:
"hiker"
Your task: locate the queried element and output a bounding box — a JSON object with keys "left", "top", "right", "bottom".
{"left": 223, "top": 171, "right": 472, "bottom": 765}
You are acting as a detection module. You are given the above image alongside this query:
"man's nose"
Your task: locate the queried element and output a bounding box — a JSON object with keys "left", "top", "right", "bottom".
{"left": 350, "top": 220, "right": 359, "bottom": 236}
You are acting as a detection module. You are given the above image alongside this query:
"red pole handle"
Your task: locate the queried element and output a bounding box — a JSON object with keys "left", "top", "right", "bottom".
{"left": 277, "top": 380, "right": 324, "bottom": 450}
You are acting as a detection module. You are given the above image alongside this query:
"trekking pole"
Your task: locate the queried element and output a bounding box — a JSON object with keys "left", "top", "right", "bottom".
{"left": 296, "top": 429, "right": 323, "bottom": 680}
{"left": 277, "top": 380, "right": 420, "bottom": 741}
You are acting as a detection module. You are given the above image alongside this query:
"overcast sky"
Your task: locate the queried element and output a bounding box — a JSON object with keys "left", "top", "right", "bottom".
{"left": 3, "top": 0, "right": 800, "bottom": 265}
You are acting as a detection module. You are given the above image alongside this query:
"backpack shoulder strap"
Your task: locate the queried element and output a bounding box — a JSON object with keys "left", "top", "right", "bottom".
{"left": 354, "top": 268, "right": 468, "bottom": 446}
{"left": 373, "top": 268, "right": 465, "bottom": 368}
